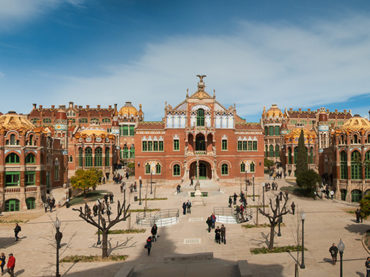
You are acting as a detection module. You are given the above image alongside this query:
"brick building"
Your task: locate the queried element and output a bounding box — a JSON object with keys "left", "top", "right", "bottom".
{"left": 0, "top": 112, "right": 67, "bottom": 211}
{"left": 134, "top": 76, "right": 264, "bottom": 185}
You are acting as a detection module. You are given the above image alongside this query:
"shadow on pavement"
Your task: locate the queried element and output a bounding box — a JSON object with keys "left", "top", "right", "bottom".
{"left": 344, "top": 224, "right": 370, "bottom": 235}
{"left": 62, "top": 224, "right": 285, "bottom": 277}
{"left": 0, "top": 237, "right": 18, "bottom": 248}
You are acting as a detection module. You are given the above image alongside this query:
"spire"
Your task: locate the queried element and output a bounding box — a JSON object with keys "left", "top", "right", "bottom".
{"left": 186, "top": 88, "right": 189, "bottom": 98}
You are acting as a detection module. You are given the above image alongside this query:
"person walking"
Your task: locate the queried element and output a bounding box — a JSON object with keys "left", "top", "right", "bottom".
{"left": 330, "top": 190, "right": 334, "bottom": 200}
{"left": 109, "top": 193, "right": 114, "bottom": 204}
{"left": 43, "top": 201, "right": 48, "bottom": 213}
{"left": 291, "top": 202, "right": 295, "bottom": 215}
{"left": 14, "top": 224, "right": 21, "bottom": 241}
{"left": 220, "top": 224, "right": 226, "bottom": 244}
{"left": 228, "top": 196, "right": 232, "bottom": 208}
{"left": 145, "top": 236, "right": 152, "bottom": 256}
{"left": 206, "top": 216, "right": 212, "bottom": 233}
{"left": 233, "top": 193, "right": 237, "bottom": 205}
{"left": 182, "top": 202, "right": 187, "bottom": 215}
{"left": 93, "top": 204, "right": 98, "bottom": 217}
{"left": 215, "top": 226, "right": 221, "bottom": 244}
{"left": 0, "top": 252, "right": 5, "bottom": 274}
{"left": 329, "top": 243, "right": 338, "bottom": 265}
{"left": 366, "top": 256, "right": 370, "bottom": 277}
{"left": 356, "top": 208, "right": 361, "bottom": 223}
{"left": 186, "top": 200, "right": 192, "bottom": 214}
{"left": 211, "top": 213, "right": 216, "bottom": 229}
{"left": 6, "top": 253, "right": 15, "bottom": 277}
{"left": 151, "top": 224, "right": 158, "bottom": 242}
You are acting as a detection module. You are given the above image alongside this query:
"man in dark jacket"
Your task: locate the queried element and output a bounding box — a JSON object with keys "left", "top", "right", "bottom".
{"left": 151, "top": 224, "right": 158, "bottom": 242}
{"left": 206, "top": 217, "right": 212, "bottom": 233}
{"left": 14, "top": 224, "right": 21, "bottom": 241}
{"left": 329, "top": 243, "right": 338, "bottom": 265}
{"left": 291, "top": 202, "right": 295, "bottom": 215}
{"left": 182, "top": 202, "right": 187, "bottom": 215}
{"left": 233, "top": 193, "right": 237, "bottom": 205}
{"left": 228, "top": 196, "right": 232, "bottom": 208}
{"left": 145, "top": 237, "right": 152, "bottom": 256}
{"left": 220, "top": 224, "right": 226, "bottom": 244}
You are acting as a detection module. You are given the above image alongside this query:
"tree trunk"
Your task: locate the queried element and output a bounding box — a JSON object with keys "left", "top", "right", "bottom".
{"left": 268, "top": 223, "right": 276, "bottom": 250}
{"left": 102, "top": 230, "right": 109, "bottom": 258}
{"left": 83, "top": 189, "right": 87, "bottom": 198}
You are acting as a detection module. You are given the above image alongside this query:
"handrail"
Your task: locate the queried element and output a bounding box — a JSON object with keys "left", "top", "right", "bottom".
{"left": 136, "top": 208, "right": 179, "bottom": 226}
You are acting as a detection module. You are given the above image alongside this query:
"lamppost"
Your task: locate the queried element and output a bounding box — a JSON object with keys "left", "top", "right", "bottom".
{"left": 54, "top": 217, "right": 63, "bottom": 277}
{"left": 139, "top": 176, "right": 142, "bottom": 205}
{"left": 338, "top": 239, "right": 345, "bottom": 277}
{"left": 277, "top": 215, "right": 282, "bottom": 237}
{"left": 262, "top": 183, "right": 265, "bottom": 213}
{"left": 300, "top": 211, "right": 305, "bottom": 269}
{"left": 252, "top": 174, "right": 255, "bottom": 201}
{"left": 97, "top": 200, "right": 101, "bottom": 245}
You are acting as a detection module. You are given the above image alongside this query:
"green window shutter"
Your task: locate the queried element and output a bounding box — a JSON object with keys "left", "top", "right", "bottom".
{"left": 105, "top": 148, "right": 110, "bottom": 166}
{"left": 159, "top": 141, "right": 164, "bottom": 151}
{"left": 238, "top": 141, "right": 242, "bottom": 151}
{"left": 243, "top": 141, "right": 247, "bottom": 151}
{"left": 222, "top": 139, "right": 227, "bottom": 150}
{"left": 5, "top": 172, "right": 20, "bottom": 186}
{"left": 25, "top": 172, "right": 35, "bottom": 186}
{"left": 173, "top": 164, "right": 180, "bottom": 176}
{"left": 145, "top": 164, "right": 151, "bottom": 174}
{"left": 221, "top": 164, "right": 228, "bottom": 175}
{"left": 174, "top": 139, "right": 179, "bottom": 151}
{"left": 153, "top": 141, "right": 159, "bottom": 151}
{"left": 130, "top": 147, "right": 135, "bottom": 158}
{"left": 248, "top": 141, "right": 252, "bottom": 151}
{"left": 253, "top": 141, "right": 257, "bottom": 151}
{"left": 156, "top": 163, "right": 161, "bottom": 174}
{"left": 148, "top": 141, "right": 153, "bottom": 151}
{"left": 240, "top": 163, "right": 245, "bottom": 173}
{"left": 250, "top": 163, "right": 255, "bottom": 172}
{"left": 123, "top": 126, "right": 129, "bottom": 136}
{"left": 197, "top": 109, "right": 205, "bottom": 126}
{"left": 129, "top": 126, "right": 135, "bottom": 136}
{"left": 142, "top": 141, "right": 147, "bottom": 151}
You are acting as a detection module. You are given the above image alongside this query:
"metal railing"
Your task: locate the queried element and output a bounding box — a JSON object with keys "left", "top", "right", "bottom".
{"left": 213, "top": 207, "right": 234, "bottom": 217}
{"left": 136, "top": 208, "right": 179, "bottom": 226}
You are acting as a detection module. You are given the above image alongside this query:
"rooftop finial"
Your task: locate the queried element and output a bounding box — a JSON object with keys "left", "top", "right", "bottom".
{"left": 196, "top": 74, "right": 206, "bottom": 91}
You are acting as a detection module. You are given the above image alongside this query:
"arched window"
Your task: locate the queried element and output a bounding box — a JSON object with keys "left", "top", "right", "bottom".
{"left": 6, "top": 153, "right": 20, "bottom": 164}
{"left": 309, "top": 147, "right": 314, "bottom": 164}
{"left": 253, "top": 141, "right": 257, "bottom": 151}
{"left": 173, "top": 164, "right": 180, "bottom": 176}
{"left": 130, "top": 145, "right": 135, "bottom": 158}
{"left": 79, "top": 147, "right": 83, "bottom": 167}
{"left": 5, "top": 199, "right": 20, "bottom": 211}
{"left": 264, "top": 126, "right": 268, "bottom": 136}
{"left": 340, "top": 151, "right": 348, "bottom": 179}
{"left": 195, "top": 134, "right": 206, "bottom": 151}
{"left": 365, "top": 151, "right": 370, "bottom": 179}
{"left": 250, "top": 162, "right": 255, "bottom": 173}
{"left": 275, "top": 145, "right": 280, "bottom": 158}
{"left": 351, "top": 189, "right": 362, "bottom": 202}
{"left": 29, "top": 135, "right": 33, "bottom": 145}
{"left": 353, "top": 134, "right": 358, "bottom": 144}
{"left": 95, "top": 147, "right": 102, "bottom": 166}
{"left": 351, "top": 151, "right": 361, "bottom": 179}
{"left": 269, "top": 145, "right": 274, "bottom": 158}
{"left": 145, "top": 163, "right": 151, "bottom": 174}
{"left": 274, "top": 126, "right": 280, "bottom": 136}
{"left": 265, "top": 145, "right": 268, "bottom": 157}
{"left": 85, "top": 147, "right": 92, "bottom": 167}
{"left": 156, "top": 163, "right": 161, "bottom": 174}
{"left": 26, "top": 197, "right": 36, "bottom": 210}
{"left": 10, "top": 134, "right": 17, "bottom": 145}
{"left": 142, "top": 141, "right": 147, "bottom": 151}
{"left": 294, "top": 147, "right": 298, "bottom": 164}
{"left": 240, "top": 162, "right": 245, "bottom": 173}
{"left": 196, "top": 109, "right": 205, "bottom": 126}
{"left": 288, "top": 147, "right": 292, "bottom": 164}
{"left": 221, "top": 164, "right": 228, "bottom": 175}
{"left": 269, "top": 126, "right": 274, "bottom": 136}
{"left": 105, "top": 148, "right": 110, "bottom": 166}
{"left": 25, "top": 153, "right": 35, "bottom": 164}
{"left": 123, "top": 145, "right": 129, "bottom": 158}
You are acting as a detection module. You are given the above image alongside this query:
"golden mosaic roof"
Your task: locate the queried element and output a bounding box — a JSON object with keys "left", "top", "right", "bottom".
{"left": 0, "top": 112, "right": 35, "bottom": 132}
{"left": 118, "top": 102, "right": 138, "bottom": 116}
{"left": 264, "top": 104, "right": 283, "bottom": 118}
{"left": 80, "top": 126, "right": 108, "bottom": 136}
{"left": 341, "top": 115, "right": 370, "bottom": 132}
{"left": 284, "top": 127, "right": 316, "bottom": 144}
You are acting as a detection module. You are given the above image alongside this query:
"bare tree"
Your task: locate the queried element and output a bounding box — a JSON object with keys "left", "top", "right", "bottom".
{"left": 73, "top": 199, "right": 130, "bottom": 258}
{"left": 259, "top": 194, "right": 290, "bottom": 249}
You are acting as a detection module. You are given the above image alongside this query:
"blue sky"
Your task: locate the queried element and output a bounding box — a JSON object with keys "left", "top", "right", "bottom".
{"left": 0, "top": 0, "right": 370, "bottom": 122}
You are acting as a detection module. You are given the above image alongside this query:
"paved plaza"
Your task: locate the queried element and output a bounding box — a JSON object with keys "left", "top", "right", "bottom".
{"left": 0, "top": 176, "right": 368, "bottom": 276}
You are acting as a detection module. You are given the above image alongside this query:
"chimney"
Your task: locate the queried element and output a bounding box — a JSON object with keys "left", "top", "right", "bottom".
{"left": 51, "top": 105, "right": 55, "bottom": 109}
{"left": 299, "top": 108, "right": 302, "bottom": 112}
{"left": 344, "top": 109, "right": 347, "bottom": 113}
{"left": 317, "top": 108, "right": 319, "bottom": 112}
{"left": 307, "top": 108, "right": 311, "bottom": 112}
{"left": 69, "top": 101, "right": 73, "bottom": 108}
{"left": 109, "top": 105, "right": 112, "bottom": 109}
{"left": 97, "top": 105, "right": 101, "bottom": 109}
{"left": 39, "top": 105, "right": 43, "bottom": 109}
{"left": 114, "top": 103, "right": 117, "bottom": 110}
{"left": 335, "top": 109, "right": 338, "bottom": 113}
{"left": 32, "top": 103, "right": 36, "bottom": 109}
{"left": 86, "top": 105, "right": 89, "bottom": 109}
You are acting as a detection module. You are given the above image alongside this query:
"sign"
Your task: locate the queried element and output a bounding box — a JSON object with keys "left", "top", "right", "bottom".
{"left": 318, "top": 125, "right": 329, "bottom": 132}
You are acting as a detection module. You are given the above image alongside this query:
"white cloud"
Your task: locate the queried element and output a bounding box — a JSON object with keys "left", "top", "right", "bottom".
{"left": 51, "top": 15, "right": 370, "bottom": 121}
{"left": 0, "top": 0, "right": 84, "bottom": 30}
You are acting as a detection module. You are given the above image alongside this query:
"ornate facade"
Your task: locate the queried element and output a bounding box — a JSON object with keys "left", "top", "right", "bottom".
{"left": 134, "top": 76, "right": 264, "bottom": 185}
{"left": 325, "top": 115, "right": 370, "bottom": 202}
{"left": 0, "top": 112, "right": 67, "bottom": 211}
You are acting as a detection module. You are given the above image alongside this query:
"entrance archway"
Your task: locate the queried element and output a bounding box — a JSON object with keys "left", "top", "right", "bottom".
{"left": 189, "top": 161, "right": 212, "bottom": 180}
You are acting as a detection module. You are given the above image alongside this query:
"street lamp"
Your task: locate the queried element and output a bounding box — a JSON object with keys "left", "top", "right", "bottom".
{"left": 277, "top": 216, "right": 282, "bottom": 237}
{"left": 54, "top": 217, "right": 63, "bottom": 277}
{"left": 252, "top": 174, "right": 255, "bottom": 201}
{"left": 338, "top": 239, "right": 345, "bottom": 277}
{"left": 97, "top": 200, "right": 101, "bottom": 245}
{"left": 139, "top": 176, "right": 142, "bottom": 205}
{"left": 300, "top": 211, "right": 305, "bottom": 269}
{"left": 262, "top": 183, "right": 265, "bottom": 213}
